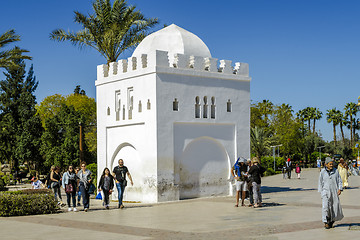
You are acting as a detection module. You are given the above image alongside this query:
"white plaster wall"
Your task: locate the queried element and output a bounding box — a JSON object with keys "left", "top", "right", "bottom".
{"left": 96, "top": 70, "right": 159, "bottom": 203}
{"left": 156, "top": 69, "right": 250, "bottom": 200}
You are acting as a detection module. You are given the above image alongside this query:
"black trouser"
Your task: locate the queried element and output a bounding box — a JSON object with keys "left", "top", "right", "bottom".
{"left": 103, "top": 189, "right": 110, "bottom": 206}
{"left": 79, "top": 182, "right": 90, "bottom": 209}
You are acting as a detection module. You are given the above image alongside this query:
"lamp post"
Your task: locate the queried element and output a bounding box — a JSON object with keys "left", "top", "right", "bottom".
{"left": 270, "top": 144, "right": 282, "bottom": 171}
{"left": 317, "top": 146, "right": 325, "bottom": 163}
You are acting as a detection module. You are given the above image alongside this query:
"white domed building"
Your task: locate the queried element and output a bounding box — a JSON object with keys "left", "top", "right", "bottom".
{"left": 95, "top": 24, "right": 251, "bottom": 203}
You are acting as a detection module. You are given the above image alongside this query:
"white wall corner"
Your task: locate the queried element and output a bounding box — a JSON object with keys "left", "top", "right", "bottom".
{"left": 97, "top": 64, "right": 109, "bottom": 79}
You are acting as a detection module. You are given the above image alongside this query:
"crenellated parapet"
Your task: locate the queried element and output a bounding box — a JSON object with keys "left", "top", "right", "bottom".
{"left": 97, "top": 50, "right": 249, "bottom": 80}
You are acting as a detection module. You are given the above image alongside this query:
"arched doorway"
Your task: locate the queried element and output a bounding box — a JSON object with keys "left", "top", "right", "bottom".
{"left": 179, "top": 137, "right": 230, "bottom": 199}
{"left": 111, "top": 143, "right": 142, "bottom": 202}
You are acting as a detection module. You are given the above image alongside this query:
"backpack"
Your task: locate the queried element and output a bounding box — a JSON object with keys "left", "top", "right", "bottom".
{"left": 296, "top": 166, "right": 300, "bottom": 173}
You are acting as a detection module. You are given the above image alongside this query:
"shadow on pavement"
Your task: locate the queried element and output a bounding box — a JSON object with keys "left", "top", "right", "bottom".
{"left": 261, "top": 186, "right": 316, "bottom": 194}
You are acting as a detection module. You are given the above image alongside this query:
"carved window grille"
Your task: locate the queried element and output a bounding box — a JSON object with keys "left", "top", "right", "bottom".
{"left": 211, "top": 97, "right": 216, "bottom": 119}
{"left": 138, "top": 100, "right": 142, "bottom": 112}
{"left": 173, "top": 98, "right": 179, "bottom": 111}
{"left": 227, "top": 99, "right": 232, "bottom": 112}
{"left": 203, "top": 96, "right": 208, "bottom": 118}
{"left": 195, "top": 96, "right": 201, "bottom": 118}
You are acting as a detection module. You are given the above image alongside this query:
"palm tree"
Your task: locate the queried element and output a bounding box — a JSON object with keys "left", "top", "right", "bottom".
{"left": 50, "top": 0, "right": 158, "bottom": 64}
{"left": 344, "top": 102, "right": 358, "bottom": 147}
{"left": 257, "top": 100, "right": 273, "bottom": 126}
{"left": 326, "top": 108, "right": 342, "bottom": 146}
{"left": 250, "top": 126, "right": 272, "bottom": 160}
{"left": 0, "top": 29, "right": 32, "bottom": 69}
{"left": 312, "top": 108, "right": 322, "bottom": 134}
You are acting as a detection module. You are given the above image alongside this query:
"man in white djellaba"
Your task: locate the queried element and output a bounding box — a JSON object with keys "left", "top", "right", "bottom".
{"left": 318, "top": 157, "right": 344, "bottom": 229}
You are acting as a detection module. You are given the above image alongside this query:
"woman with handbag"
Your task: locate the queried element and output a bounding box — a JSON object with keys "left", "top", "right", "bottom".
{"left": 77, "top": 161, "right": 92, "bottom": 212}
{"left": 62, "top": 165, "right": 78, "bottom": 212}
{"left": 50, "top": 166, "right": 63, "bottom": 204}
{"left": 98, "top": 167, "right": 114, "bottom": 209}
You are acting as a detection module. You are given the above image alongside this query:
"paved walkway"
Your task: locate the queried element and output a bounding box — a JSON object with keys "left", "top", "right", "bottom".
{"left": 1, "top": 168, "right": 360, "bottom": 239}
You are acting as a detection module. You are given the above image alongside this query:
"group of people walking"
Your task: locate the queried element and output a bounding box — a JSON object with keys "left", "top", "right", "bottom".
{"left": 231, "top": 157, "right": 266, "bottom": 208}
{"left": 34, "top": 159, "right": 133, "bottom": 212}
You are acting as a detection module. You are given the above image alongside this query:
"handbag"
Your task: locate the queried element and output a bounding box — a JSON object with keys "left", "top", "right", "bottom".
{"left": 65, "top": 183, "right": 74, "bottom": 193}
{"left": 87, "top": 183, "right": 96, "bottom": 194}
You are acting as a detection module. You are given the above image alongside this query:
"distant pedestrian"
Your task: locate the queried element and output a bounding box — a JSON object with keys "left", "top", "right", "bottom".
{"left": 31, "top": 177, "right": 45, "bottom": 189}
{"left": 282, "top": 165, "right": 287, "bottom": 179}
{"left": 75, "top": 166, "right": 82, "bottom": 206}
{"left": 318, "top": 157, "right": 343, "bottom": 229}
{"left": 231, "top": 157, "right": 248, "bottom": 207}
{"left": 112, "top": 159, "right": 133, "bottom": 209}
{"left": 98, "top": 167, "right": 114, "bottom": 209}
{"left": 337, "top": 158, "right": 349, "bottom": 189}
{"left": 248, "top": 157, "right": 266, "bottom": 208}
{"left": 286, "top": 158, "right": 292, "bottom": 179}
{"left": 44, "top": 166, "right": 55, "bottom": 189}
{"left": 295, "top": 163, "right": 301, "bottom": 179}
{"left": 246, "top": 159, "right": 254, "bottom": 207}
{"left": 77, "top": 161, "right": 92, "bottom": 212}
{"left": 62, "top": 165, "right": 78, "bottom": 212}
{"left": 317, "top": 157, "right": 322, "bottom": 172}
{"left": 50, "top": 166, "right": 63, "bottom": 204}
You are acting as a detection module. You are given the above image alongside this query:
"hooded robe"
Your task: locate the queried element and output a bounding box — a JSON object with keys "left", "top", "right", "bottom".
{"left": 318, "top": 167, "right": 344, "bottom": 223}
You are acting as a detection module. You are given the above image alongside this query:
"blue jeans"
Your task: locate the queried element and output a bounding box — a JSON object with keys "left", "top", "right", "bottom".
{"left": 79, "top": 182, "right": 90, "bottom": 209}
{"left": 116, "top": 182, "right": 126, "bottom": 206}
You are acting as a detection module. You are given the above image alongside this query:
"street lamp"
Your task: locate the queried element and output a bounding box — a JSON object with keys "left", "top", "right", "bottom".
{"left": 317, "top": 146, "right": 325, "bottom": 163}
{"left": 270, "top": 144, "right": 282, "bottom": 171}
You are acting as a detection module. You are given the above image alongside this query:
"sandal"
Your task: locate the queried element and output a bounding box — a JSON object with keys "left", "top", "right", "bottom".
{"left": 234, "top": 204, "right": 238, "bottom": 207}
{"left": 248, "top": 204, "right": 253, "bottom": 207}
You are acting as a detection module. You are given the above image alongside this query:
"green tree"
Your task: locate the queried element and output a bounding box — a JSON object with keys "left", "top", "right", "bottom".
{"left": 38, "top": 87, "right": 96, "bottom": 169}
{"left": 326, "top": 108, "right": 341, "bottom": 147}
{"left": 0, "top": 30, "right": 31, "bottom": 69}
{"left": 344, "top": 102, "right": 358, "bottom": 147}
{"left": 50, "top": 0, "right": 158, "bottom": 64}
{"left": 0, "top": 59, "right": 42, "bottom": 171}
{"left": 250, "top": 127, "right": 272, "bottom": 160}
{"left": 312, "top": 107, "right": 322, "bottom": 134}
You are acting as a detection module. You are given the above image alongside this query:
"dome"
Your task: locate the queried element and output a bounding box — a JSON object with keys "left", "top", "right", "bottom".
{"left": 132, "top": 24, "right": 211, "bottom": 58}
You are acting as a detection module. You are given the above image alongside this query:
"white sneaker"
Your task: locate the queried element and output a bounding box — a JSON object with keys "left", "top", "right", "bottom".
{"left": 68, "top": 207, "right": 72, "bottom": 212}
{"left": 73, "top": 208, "right": 78, "bottom": 212}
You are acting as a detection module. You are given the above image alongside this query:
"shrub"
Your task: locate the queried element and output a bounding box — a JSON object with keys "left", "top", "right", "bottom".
{"left": 264, "top": 168, "right": 276, "bottom": 176}
{"left": 0, "top": 178, "right": 7, "bottom": 191}
{"left": 0, "top": 189, "right": 59, "bottom": 216}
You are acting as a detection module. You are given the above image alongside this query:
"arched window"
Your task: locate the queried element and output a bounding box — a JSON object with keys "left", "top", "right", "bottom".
{"left": 173, "top": 98, "right": 179, "bottom": 111}
{"left": 203, "top": 96, "right": 208, "bottom": 118}
{"left": 107, "top": 107, "right": 110, "bottom": 116}
{"left": 211, "top": 97, "right": 216, "bottom": 119}
{"left": 138, "top": 100, "right": 142, "bottom": 112}
{"left": 195, "top": 96, "right": 200, "bottom": 118}
{"left": 147, "top": 99, "right": 151, "bottom": 110}
{"left": 227, "top": 99, "right": 232, "bottom": 112}
{"left": 122, "top": 105, "right": 125, "bottom": 120}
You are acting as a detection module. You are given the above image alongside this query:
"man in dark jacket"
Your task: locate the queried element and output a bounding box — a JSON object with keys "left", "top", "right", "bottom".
{"left": 248, "top": 157, "right": 266, "bottom": 208}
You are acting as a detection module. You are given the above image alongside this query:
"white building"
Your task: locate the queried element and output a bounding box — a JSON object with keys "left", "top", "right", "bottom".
{"left": 95, "top": 24, "right": 251, "bottom": 203}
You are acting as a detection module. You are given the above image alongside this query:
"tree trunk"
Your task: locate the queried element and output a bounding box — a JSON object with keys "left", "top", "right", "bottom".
{"left": 333, "top": 123, "right": 337, "bottom": 147}
{"left": 350, "top": 115, "right": 353, "bottom": 147}
{"left": 340, "top": 122, "right": 345, "bottom": 144}
{"left": 308, "top": 119, "right": 311, "bottom": 134}
{"left": 313, "top": 119, "right": 316, "bottom": 134}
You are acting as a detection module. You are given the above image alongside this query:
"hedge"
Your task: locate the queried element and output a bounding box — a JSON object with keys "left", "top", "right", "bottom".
{"left": 0, "top": 189, "right": 59, "bottom": 217}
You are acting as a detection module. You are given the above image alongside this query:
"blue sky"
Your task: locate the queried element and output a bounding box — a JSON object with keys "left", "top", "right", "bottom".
{"left": 1, "top": 0, "right": 360, "bottom": 142}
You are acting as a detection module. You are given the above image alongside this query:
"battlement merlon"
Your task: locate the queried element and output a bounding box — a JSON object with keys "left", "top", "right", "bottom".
{"left": 96, "top": 50, "right": 250, "bottom": 83}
